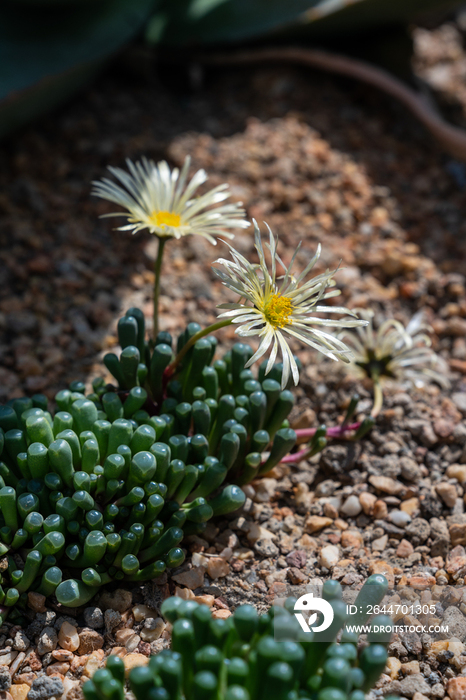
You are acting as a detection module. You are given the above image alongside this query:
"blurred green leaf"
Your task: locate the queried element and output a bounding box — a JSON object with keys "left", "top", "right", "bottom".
{"left": 0, "top": 0, "right": 158, "bottom": 137}
{"left": 148, "top": 0, "right": 461, "bottom": 46}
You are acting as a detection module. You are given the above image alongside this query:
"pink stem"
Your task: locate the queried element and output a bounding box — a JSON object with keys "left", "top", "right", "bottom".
{"left": 279, "top": 420, "right": 362, "bottom": 464}
{"left": 280, "top": 448, "right": 313, "bottom": 464}
{"left": 295, "top": 421, "right": 361, "bottom": 439}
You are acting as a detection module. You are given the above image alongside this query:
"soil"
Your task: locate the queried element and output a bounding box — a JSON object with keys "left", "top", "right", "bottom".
{"left": 0, "top": 11, "right": 466, "bottom": 700}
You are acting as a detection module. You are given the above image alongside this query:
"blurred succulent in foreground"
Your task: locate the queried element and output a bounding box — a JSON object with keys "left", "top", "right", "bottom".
{"left": 340, "top": 309, "right": 450, "bottom": 416}
{"left": 213, "top": 222, "right": 368, "bottom": 390}
{"left": 83, "top": 574, "right": 395, "bottom": 700}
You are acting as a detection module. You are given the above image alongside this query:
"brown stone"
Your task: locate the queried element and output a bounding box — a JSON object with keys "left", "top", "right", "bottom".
{"left": 25, "top": 653, "right": 41, "bottom": 672}
{"left": 447, "top": 465, "right": 466, "bottom": 484}
{"left": 27, "top": 593, "right": 46, "bottom": 613}
{"left": 77, "top": 629, "right": 104, "bottom": 656}
{"left": 386, "top": 657, "right": 401, "bottom": 680}
{"left": 408, "top": 575, "right": 436, "bottom": 590}
{"left": 115, "top": 629, "right": 137, "bottom": 646}
{"left": 369, "top": 475, "right": 404, "bottom": 495}
{"left": 136, "top": 642, "right": 151, "bottom": 656}
{"left": 207, "top": 558, "right": 230, "bottom": 579}
{"left": 99, "top": 589, "right": 132, "bottom": 613}
{"left": 373, "top": 500, "right": 388, "bottom": 519}
{"left": 285, "top": 550, "right": 307, "bottom": 568}
{"left": 12, "top": 676, "right": 35, "bottom": 688}
{"left": 400, "top": 498, "right": 420, "bottom": 517}
{"left": 445, "top": 554, "right": 466, "bottom": 575}
{"left": 58, "top": 622, "right": 79, "bottom": 652}
{"left": 401, "top": 661, "right": 420, "bottom": 675}
{"left": 359, "top": 492, "right": 377, "bottom": 515}
{"left": 447, "top": 677, "right": 466, "bottom": 700}
{"left": 51, "top": 650, "right": 73, "bottom": 662}
{"left": 372, "top": 535, "right": 388, "bottom": 552}
{"left": 449, "top": 523, "right": 466, "bottom": 547}
{"left": 304, "top": 516, "right": 333, "bottom": 534}
{"left": 287, "top": 567, "right": 308, "bottom": 584}
{"left": 435, "top": 482, "right": 457, "bottom": 508}
{"left": 132, "top": 604, "right": 157, "bottom": 622}
{"left": 10, "top": 686, "right": 29, "bottom": 700}
{"left": 369, "top": 560, "right": 395, "bottom": 588}
{"left": 46, "top": 663, "right": 70, "bottom": 676}
{"left": 172, "top": 566, "right": 206, "bottom": 590}
{"left": 211, "top": 609, "right": 232, "bottom": 619}
{"left": 397, "top": 539, "right": 414, "bottom": 558}
{"left": 123, "top": 653, "right": 149, "bottom": 676}
{"left": 193, "top": 595, "right": 215, "bottom": 607}
{"left": 82, "top": 651, "right": 105, "bottom": 678}
{"left": 340, "top": 530, "right": 363, "bottom": 549}
{"left": 323, "top": 503, "right": 339, "bottom": 519}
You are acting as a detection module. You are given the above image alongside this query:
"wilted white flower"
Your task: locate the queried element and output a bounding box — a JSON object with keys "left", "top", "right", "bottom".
{"left": 212, "top": 221, "right": 367, "bottom": 389}
{"left": 340, "top": 309, "right": 450, "bottom": 389}
{"left": 92, "top": 156, "right": 249, "bottom": 243}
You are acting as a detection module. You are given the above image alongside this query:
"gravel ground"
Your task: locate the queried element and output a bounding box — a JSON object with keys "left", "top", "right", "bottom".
{"left": 0, "top": 14, "right": 466, "bottom": 700}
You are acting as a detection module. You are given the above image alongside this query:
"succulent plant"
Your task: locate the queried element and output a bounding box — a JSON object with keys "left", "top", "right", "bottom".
{"left": 101, "top": 306, "right": 298, "bottom": 485}
{"left": 0, "top": 311, "right": 296, "bottom": 615}
{"left": 83, "top": 574, "right": 397, "bottom": 700}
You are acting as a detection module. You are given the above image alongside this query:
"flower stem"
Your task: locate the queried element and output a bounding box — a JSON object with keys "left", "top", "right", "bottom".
{"left": 279, "top": 446, "right": 316, "bottom": 464}
{"left": 371, "top": 378, "right": 384, "bottom": 418}
{"left": 282, "top": 421, "right": 362, "bottom": 463}
{"left": 295, "top": 422, "right": 361, "bottom": 442}
{"left": 165, "top": 318, "right": 233, "bottom": 377}
{"left": 153, "top": 237, "right": 166, "bottom": 341}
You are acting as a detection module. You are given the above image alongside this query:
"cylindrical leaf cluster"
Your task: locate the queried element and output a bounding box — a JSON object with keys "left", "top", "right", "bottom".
{"left": 0, "top": 307, "right": 297, "bottom": 612}
{"left": 83, "top": 576, "right": 395, "bottom": 700}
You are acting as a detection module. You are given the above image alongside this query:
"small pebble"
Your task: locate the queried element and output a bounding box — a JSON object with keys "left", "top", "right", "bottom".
{"left": 207, "top": 558, "right": 230, "bottom": 579}
{"left": 99, "top": 590, "right": 132, "bottom": 613}
{"left": 45, "top": 663, "right": 69, "bottom": 677}
{"left": 340, "top": 495, "right": 362, "bottom": 517}
{"left": 132, "top": 605, "right": 157, "bottom": 622}
{"left": 77, "top": 630, "right": 104, "bottom": 656}
{"left": 83, "top": 607, "right": 104, "bottom": 630}
{"left": 58, "top": 623, "right": 79, "bottom": 653}
{"left": 36, "top": 629, "right": 57, "bottom": 657}
{"left": 388, "top": 509, "right": 412, "bottom": 526}
{"left": 140, "top": 619, "right": 165, "bottom": 643}
{"left": 27, "top": 676, "right": 64, "bottom": 700}
{"left": 0, "top": 654, "right": 18, "bottom": 668}
{"left": 26, "top": 594, "right": 46, "bottom": 614}
{"left": 397, "top": 539, "right": 414, "bottom": 558}
{"left": 104, "top": 610, "right": 121, "bottom": 632}
{"left": 12, "top": 634, "right": 29, "bottom": 654}
{"left": 0, "top": 667, "right": 11, "bottom": 691}
{"left": 319, "top": 545, "right": 339, "bottom": 569}
{"left": 123, "top": 654, "right": 149, "bottom": 674}
{"left": 10, "top": 686, "right": 29, "bottom": 700}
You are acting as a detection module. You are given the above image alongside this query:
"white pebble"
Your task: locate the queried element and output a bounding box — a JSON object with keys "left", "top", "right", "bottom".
{"left": 340, "top": 495, "right": 362, "bottom": 517}
{"left": 388, "top": 509, "right": 411, "bottom": 526}
{"left": 319, "top": 545, "right": 340, "bottom": 569}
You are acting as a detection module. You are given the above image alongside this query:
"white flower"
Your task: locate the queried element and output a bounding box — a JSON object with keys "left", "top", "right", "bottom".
{"left": 212, "top": 221, "right": 367, "bottom": 389}
{"left": 92, "top": 156, "right": 249, "bottom": 243}
{"left": 340, "top": 308, "right": 450, "bottom": 389}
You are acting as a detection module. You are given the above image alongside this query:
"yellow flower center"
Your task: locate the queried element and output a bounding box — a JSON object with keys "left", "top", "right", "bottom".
{"left": 264, "top": 294, "right": 293, "bottom": 328}
{"left": 149, "top": 210, "right": 181, "bottom": 228}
